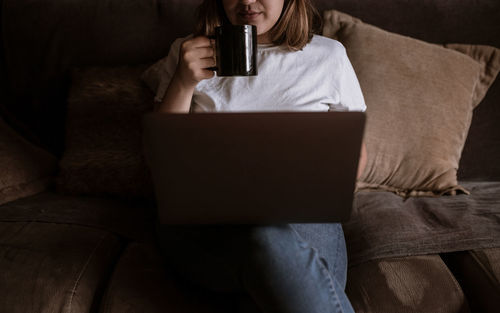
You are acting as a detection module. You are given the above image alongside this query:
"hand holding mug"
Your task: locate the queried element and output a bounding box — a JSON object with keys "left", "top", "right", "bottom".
{"left": 174, "top": 36, "right": 216, "bottom": 88}
{"left": 174, "top": 24, "right": 258, "bottom": 89}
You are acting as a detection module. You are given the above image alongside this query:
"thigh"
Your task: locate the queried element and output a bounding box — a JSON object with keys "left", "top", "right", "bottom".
{"left": 155, "top": 222, "right": 348, "bottom": 293}
{"left": 155, "top": 222, "right": 247, "bottom": 293}
{"left": 290, "top": 223, "right": 348, "bottom": 288}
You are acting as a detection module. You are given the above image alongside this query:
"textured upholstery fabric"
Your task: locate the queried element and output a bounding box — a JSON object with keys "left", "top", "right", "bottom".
{"left": 472, "top": 249, "right": 500, "bottom": 284}
{"left": 0, "top": 222, "right": 123, "bottom": 312}
{"left": 0, "top": 118, "right": 57, "bottom": 205}
{"left": 346, "top": 181, "right": 500, "bottom": 265}
{"left": 0, "top": 191, "right": 156, "bottom": 240}
{"left": 311, "top": 2, "right": 500, "bottom": 182}
{"left": 442, "top": 248, "right": 500, "bottom": 313}
{"left": 346, "top": 255, "right": 470, "bottom": 313}
{"left": 99, "top": 240, "right": 176, "bottom": 313}
{"left": 56, "top": 66, "right": 155, "bottom": 199}
{"left": 100, "top": 240, "right": 230, "bottom": 313}
{"left": 323, "top": 10, "right": 500, "bottom": 197}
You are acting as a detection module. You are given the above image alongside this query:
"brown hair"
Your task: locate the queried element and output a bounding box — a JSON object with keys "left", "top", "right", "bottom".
{"left": 194, "top": 0, "right": 322, "bottom": 51}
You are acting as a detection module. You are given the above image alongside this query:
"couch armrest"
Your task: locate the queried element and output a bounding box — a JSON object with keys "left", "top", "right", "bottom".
{"left": 0, "top": 117, "right": 57, "bottom": 205}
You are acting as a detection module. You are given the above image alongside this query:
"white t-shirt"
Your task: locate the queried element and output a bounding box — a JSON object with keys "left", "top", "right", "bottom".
{"left": 141, "top": 34, "right": 366, "bottom": 113}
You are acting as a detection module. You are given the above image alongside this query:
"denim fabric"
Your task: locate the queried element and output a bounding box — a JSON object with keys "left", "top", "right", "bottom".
{"left": 155, "top": 223, "right": 354, "bottom": 313}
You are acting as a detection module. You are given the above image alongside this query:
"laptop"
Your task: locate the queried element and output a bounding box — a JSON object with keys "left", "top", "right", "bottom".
{"left": 142, "top": 111, "right": 365, "bottom": 224}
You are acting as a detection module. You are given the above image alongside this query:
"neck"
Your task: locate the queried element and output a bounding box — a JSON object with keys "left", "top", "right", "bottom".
{"left": 257, "top": 33, "right": 271, "bottom": 44}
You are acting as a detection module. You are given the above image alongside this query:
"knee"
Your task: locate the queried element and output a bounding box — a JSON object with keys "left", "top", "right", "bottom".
{"left": 242, "top": 225, "right": 307, "bottom": 266}
{"left": 246, "top": 225, "right": 302, "bottom": 248}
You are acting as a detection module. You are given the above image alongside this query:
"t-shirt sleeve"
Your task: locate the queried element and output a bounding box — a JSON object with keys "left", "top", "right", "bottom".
{"left": 140, "top": 37, "right": 185, "bottom": 103}
{"left": 328, "top": 46, "right": 367, "bottom": 112}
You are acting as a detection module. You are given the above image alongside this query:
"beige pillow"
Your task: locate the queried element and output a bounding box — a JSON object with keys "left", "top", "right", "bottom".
{"left": 56, "top": 66, "right": 155, "bottom": 200}
{"left": 323, "top": 10, "right": 500, "bottom": 197}
{"left": 0, "top": 118, "right": 57, "bottom": 205}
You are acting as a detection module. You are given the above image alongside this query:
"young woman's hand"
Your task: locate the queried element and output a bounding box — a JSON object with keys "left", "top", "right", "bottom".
{"left": 156, "top": 36, "right": 216, "bottom": 113}
{"left": 174, "top": 36, "right": 216, "bottom": 89}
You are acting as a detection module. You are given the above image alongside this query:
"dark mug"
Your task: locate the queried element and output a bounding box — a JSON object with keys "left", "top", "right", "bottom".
{"left": 209, "top": 24, "right": 258, "bottom": 76}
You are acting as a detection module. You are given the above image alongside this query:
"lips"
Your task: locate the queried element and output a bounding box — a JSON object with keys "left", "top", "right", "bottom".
{"left": 238, "top": 10, "right": 262, "bottom": 21}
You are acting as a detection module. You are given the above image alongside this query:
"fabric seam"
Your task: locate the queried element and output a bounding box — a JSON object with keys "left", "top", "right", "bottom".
{"left": 67, "top": 232, "right": 108, "bottom": 313}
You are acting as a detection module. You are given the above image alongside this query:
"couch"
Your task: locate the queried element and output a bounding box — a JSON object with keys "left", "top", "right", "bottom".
{"left": 1, "top": 0, "right": 499, "bottom": 312}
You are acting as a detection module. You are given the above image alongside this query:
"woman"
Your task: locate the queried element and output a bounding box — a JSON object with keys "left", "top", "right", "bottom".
{"left": 144, "top": 0, "right": 366, "bottom": 312}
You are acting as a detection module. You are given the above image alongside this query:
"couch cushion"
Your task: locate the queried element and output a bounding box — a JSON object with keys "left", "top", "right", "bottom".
{"left": 471, "top": 249, "right": 500, "bottom": 284}
{"left": 346, "top": 255, "right": 470, "bottom": 313}
{"left": 0, "top": 191, "right": 156, "bottom": 240}
{"left": 0, "top": 221, "right": 123, "bottom": 313}
{"left": 323, "top": 10, "right": 500, "bottom": 197}
{"left": 441, "top": 248, "right": 500, "bottom": 313}
{"left": 56, "top": 66, "right": 155, "bottom": 200}
{"left": 100, "top": 239, "right": 232, "bottom": 313}
{"left": 0, "top": 118, "right": 57, "bottom": 205}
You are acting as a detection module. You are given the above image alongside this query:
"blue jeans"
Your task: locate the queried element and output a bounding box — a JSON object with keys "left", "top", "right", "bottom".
{"left": 155, "top": 223, "right": 355, "bottom": 313}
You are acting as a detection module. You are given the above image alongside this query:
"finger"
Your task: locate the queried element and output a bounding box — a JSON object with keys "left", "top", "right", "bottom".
{"left": 182, "top": 49, "right": 214, "bottom": 67}
{"left": 182, "top": 36, "right": 212, "bottom": 50}
{"left": 200, "top": 69, "right": 215, "bottom": 79}
{"left": 199, "top": 57, "right": 216, "bottom": 69}
{"left": 195, "top": 47, "right": 215, "bottom": 59}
